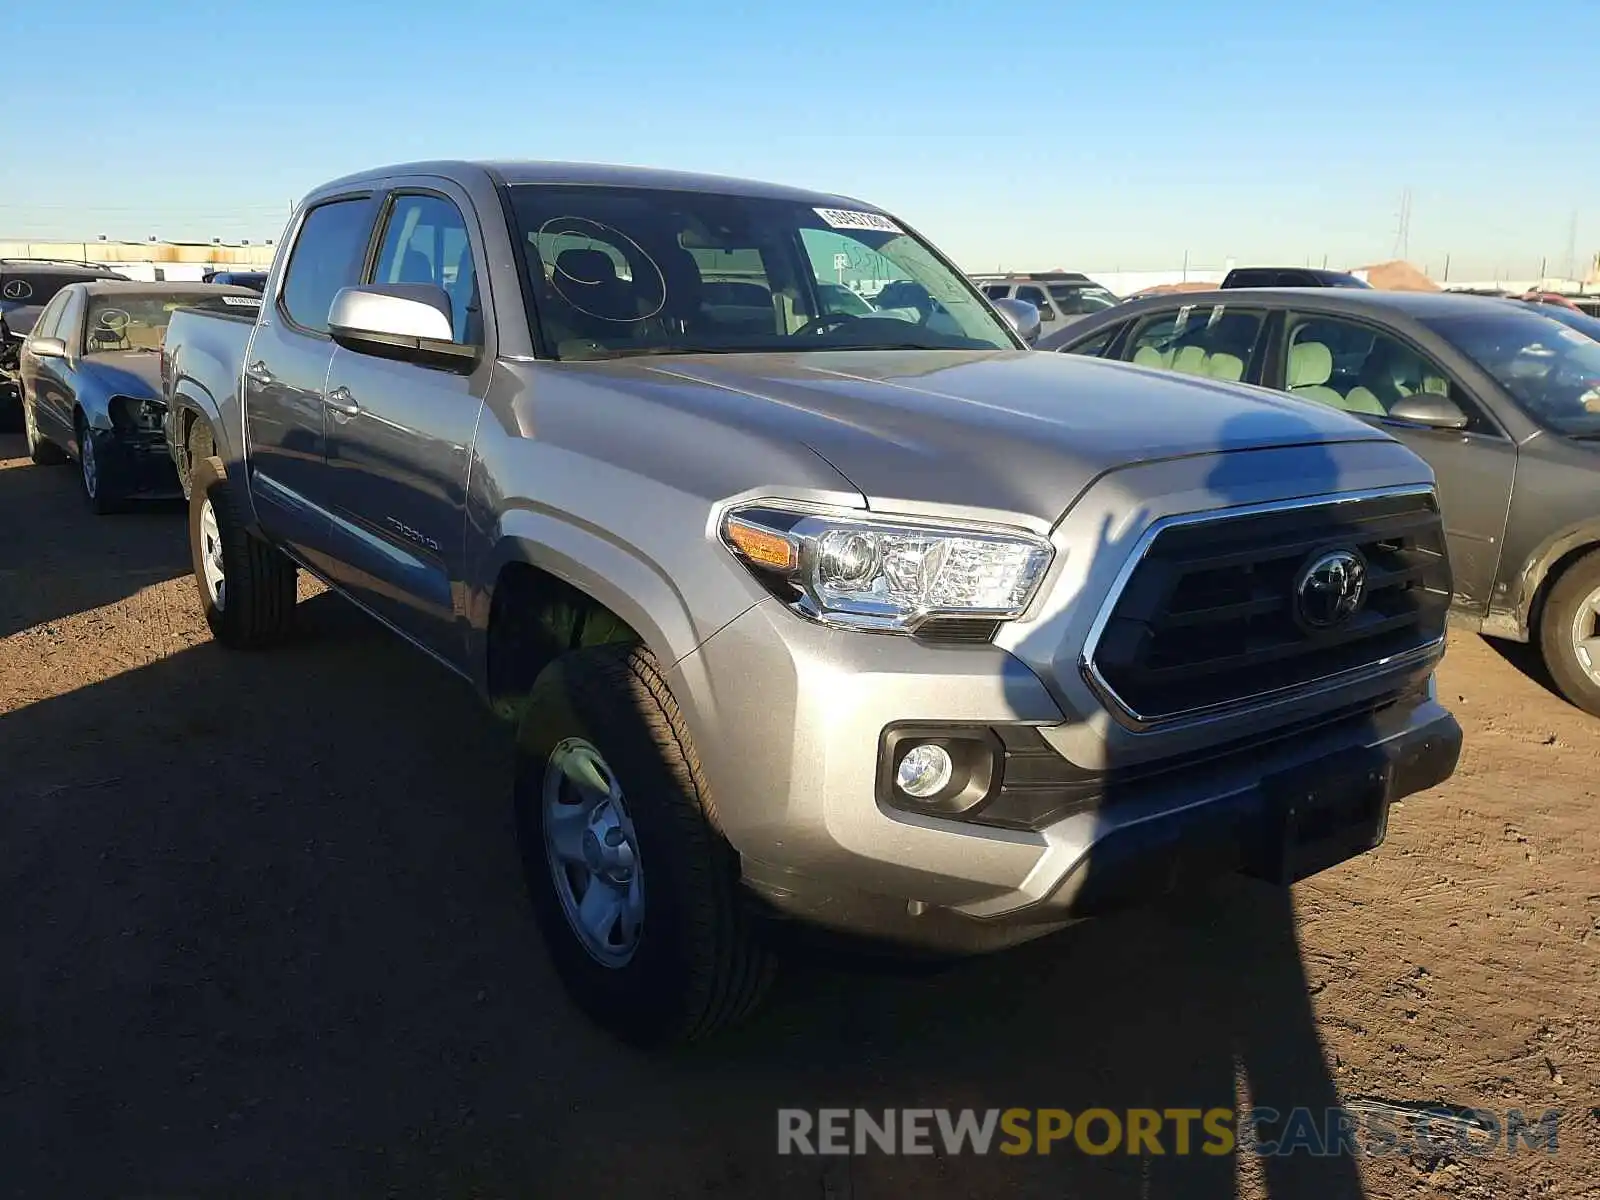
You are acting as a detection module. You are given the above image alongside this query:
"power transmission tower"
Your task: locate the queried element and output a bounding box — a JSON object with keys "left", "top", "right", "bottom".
{"left": 1392, "top": 188, "right": 1412, "bottom": 261}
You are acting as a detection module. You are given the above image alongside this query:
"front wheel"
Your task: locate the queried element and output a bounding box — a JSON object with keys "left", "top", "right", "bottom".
{"left": 1539, "top": 549, "right": 1600, "bottom": 718}
{"left": 188, "top": 452, "right": 297, "bottom": 648}
{"left": 76, "top": 414, "right": 124, "bottom": 514}
{"left": 514, "top": 643, "right": 774, "bottom": 1047}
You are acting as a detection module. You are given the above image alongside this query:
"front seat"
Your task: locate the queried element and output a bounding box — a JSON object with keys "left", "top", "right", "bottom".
{"left": 1286, "top": 341, "right": 1347, "bottom": 408}
{"left": 552, "top": 248, "right": 640, "bottom": 342}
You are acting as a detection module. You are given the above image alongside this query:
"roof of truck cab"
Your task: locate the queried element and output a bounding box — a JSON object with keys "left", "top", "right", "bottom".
{"left": 314, "top": 159, "right": 883, "bottom": 210}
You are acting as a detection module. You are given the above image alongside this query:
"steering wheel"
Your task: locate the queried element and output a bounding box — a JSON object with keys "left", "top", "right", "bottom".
{"left": 796, "top": 312, "right": 867, "bottom": 337}
{"left": 98, "top": 309, "right": 131, "bottom": 335}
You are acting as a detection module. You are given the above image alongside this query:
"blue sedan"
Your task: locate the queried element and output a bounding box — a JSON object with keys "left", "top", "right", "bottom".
{"left": 18, "top": 281, "right": 255, "bottom": 513}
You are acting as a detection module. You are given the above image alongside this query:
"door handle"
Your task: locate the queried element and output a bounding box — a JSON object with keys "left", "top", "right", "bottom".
{"left": 325, "top": 386, "right": 361, "bottom": 417}
{"left": 245, "top": 360, "right": 273, "bottom": 385}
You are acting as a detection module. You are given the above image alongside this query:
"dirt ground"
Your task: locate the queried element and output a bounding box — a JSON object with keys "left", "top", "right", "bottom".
{"left": 2, "top": 432, "right": 1596, "bottom": 1199}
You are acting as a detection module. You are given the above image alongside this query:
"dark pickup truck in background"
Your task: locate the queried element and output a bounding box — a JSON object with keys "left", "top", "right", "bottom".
{"left": 1, "top": 258, "right": 130, "bottom": 427}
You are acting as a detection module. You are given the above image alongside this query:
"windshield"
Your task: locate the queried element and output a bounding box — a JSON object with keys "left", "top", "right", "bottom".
{"left": 83, "top": 292, "right": 193, "bottom": 354}
{"left": 1526, "top": 303, "right": 1600, "bottom": 342}
{"left": 1424, "top": 310, "right": 1600, "bottom": 437}
{"left": 506, "top": 185, "right": 1014, "bottom": 359}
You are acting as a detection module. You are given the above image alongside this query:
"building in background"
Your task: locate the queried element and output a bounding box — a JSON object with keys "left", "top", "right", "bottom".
{"left": 0, "top": 239, "right": 276, "bottom": 283}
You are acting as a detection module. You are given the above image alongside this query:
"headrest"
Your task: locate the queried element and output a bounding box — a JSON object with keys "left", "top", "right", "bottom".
{"left": 555, "top": 248, "right": 620, "bottom": 287}
{"left": 1208, "top": 352, "right": 1244, "bottom": 382}
{"left": 1289, "top": 341, "right": 1333, "bottom": 388}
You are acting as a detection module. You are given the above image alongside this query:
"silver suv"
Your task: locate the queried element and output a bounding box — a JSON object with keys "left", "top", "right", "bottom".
{"left": 160, "top": 161, "right": 1463, "bottom": 1046}
{"left": 972, "top": 271, "right": 1122, "bottom": 334}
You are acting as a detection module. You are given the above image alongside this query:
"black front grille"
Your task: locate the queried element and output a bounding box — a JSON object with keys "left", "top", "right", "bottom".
{"left": 1087, "top": 491, "right": 1450, "bottom": 723}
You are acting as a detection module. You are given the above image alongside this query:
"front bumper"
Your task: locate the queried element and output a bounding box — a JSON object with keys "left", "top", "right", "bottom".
{"left": 671, "top": 598, "right": 1461, "bottom": 955}
{"left": 91, "top": 423, "right": 180, "bottom": 498}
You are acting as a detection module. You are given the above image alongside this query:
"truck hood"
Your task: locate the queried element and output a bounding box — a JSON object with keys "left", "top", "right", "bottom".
{"left": 594, "top": 348, "right": 1396, "bottom": 521}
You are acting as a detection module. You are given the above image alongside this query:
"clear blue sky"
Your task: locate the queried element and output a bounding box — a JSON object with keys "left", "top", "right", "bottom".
{"left": 3, "top": 0, "right": 1596, "bottom": 279}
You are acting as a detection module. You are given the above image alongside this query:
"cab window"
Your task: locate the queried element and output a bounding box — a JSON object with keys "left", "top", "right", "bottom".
{"left": 372, "top": 193, "right": 481, "bottom": 344}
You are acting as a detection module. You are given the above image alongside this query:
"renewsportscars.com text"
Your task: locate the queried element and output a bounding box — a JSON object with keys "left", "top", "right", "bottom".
{"left": 777, "top": 1106, "right": 1562, "bottom": 1158}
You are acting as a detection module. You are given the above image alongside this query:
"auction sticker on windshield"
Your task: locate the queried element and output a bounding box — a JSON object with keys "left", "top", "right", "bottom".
{"left": 815, "top": 208, "right": 903, "bottom": 235}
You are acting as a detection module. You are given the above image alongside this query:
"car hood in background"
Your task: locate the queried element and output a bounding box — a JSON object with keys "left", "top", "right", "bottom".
{"left": 77, "top": 352, "right": 163, "bottom": 398}
{"left": 576, "top": 348, "right": 1401, "bottom": 521}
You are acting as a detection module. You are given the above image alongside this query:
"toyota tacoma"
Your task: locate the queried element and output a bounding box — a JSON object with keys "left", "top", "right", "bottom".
{"left": 160, "top": 160, "right": 1463, "bottom": 1046}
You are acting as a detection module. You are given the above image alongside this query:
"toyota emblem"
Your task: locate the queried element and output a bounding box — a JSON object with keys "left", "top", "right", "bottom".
{"left": 1294, "top": 548, "right": 1368, "bottom": 631}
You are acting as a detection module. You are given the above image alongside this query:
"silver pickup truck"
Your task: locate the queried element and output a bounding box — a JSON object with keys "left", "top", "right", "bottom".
{"left": 161, "top": 160, "right": 1463, "bottom": 1046}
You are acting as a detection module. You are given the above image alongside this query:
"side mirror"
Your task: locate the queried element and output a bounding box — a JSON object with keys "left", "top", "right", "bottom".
{"left": 29, "top": 336, "right": 67, "bottom": 360}
{"left": 992, "top": 297, "right": 1042, "bottom": 347}
{"left": 327, "top": 284, "right": 476, "bottom": 371}
{"left": 1386, "top": 392, "right": 1470, "bottom": 431}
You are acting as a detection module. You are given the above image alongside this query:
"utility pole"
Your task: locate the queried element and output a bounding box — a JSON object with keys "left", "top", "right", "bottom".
{"left": 1392, "top": 188, "right": 1412, "bottom": 261}
{"left": 1565, "top": 209, "right": 1579, "bottom": 280}
{"left": 1443, "top": 253, "right": 1451, "bottom": 282}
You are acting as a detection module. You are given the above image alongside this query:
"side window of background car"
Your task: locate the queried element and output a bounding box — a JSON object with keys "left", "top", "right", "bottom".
{"left": 1126, "top": 305, "right": 1264, "bottom": 381}
{"left": 27, "top": 292, "right": 68, "bottom": 343}
{"left": 1015, "top": 286, "right": 1056, "bottom": 321}
{"left": 983, "top": 284, "right": 1010, "bottom": 300}
{"left": 280, "top": 197, "right": 378, "bottom": 335}
{"left": 1062, "top": 325, "right": 1120, "bottom": 357}
{"left": 55, "top": 290, "right": 85, "bottom": 351}
{"left": 1284, "top": 316, "right": 1492, "bottom": 432}
{"left": 371, "top": 193, "right": 481, "bottom": 345}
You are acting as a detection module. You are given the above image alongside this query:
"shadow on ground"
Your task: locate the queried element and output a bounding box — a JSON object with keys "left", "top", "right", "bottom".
{"left": 0, "top": 433, "right": 189, "bottom": 637}
{"left": 1, "top": 418, "right": 1367, "bottom": 1196}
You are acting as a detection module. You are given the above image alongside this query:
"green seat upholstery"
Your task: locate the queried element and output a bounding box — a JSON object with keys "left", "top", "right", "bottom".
{"left": 1208, "top": 352, "right": 1245, "bottom": 382}
{"left": 1286, "top": 341, "right": 1345, "bottom": 408}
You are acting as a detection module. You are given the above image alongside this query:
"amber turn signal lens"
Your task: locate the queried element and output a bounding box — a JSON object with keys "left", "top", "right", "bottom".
{"left": 725, "top": 517, "right": 798, "bottom": 572}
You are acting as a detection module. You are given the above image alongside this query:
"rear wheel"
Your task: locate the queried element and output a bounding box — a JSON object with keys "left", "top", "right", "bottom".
{"left": 513, "top": 643, "right": 774, "bottom": 1047}
{"left": 188, "top": 451, "right": 297, "bottom": 648}
{"left": 24, "top": 392, "right": 67, "bottom": 465}
{"left": 1539, "top": 549, "right": 1600, "bottom": 718}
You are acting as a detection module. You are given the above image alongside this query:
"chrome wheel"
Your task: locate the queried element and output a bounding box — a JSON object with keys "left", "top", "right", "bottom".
{"left": 1572, "top": 584, "right": 1600, "bottom": 688}
{"left": 23, "top": 398, "right": 38, "bottom": 451}
{"left": 199, "top": 498, "right": 226, "bottom": 611}
{"left": 79, "top": 428, "right": 98, "bottom": 497}
{"left": 543, "top": 737, "right": 644, "bottom": 968}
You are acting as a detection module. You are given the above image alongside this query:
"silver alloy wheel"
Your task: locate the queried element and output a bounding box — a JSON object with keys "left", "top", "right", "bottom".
{"left": 199, "top": 498, "right": 227, "bottom": 611}
{"left": 1572, "top": 584, "right": 1600, "bottom": 688}
{"left": 542, "top": 737, "right": 645, "bottom": 967}
{"left": 23, "top": 397, "right": 37, "bottom": 451}
{"left": 79, "top": 428, "right": 97, "bottom": 497}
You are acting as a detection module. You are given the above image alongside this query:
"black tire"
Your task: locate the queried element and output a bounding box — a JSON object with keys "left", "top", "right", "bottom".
{"left": 514, "top": 643, "right": 774, "bottom": 1047}
{"left": 23, "top": 391, "right": 67, "bottom": 465}
{"left": 188, "top": 451, "right": 297, "bottom": 648}
{"left": 1538, "top": 549, "right": 1600, "bottom": 718}
{"left": 75, "top": 412, "right": 124, "bottom": 515}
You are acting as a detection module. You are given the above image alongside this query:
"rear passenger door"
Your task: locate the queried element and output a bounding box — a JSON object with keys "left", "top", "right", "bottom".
{"left": 1271, "top": 312, "right": 1516, "bottom": 616}
{"left": 319, "top": 186, "right": 490, "bottom": 664}
{"left": 1118, "top": 303, "right": 1269, "bottom": 383}
{"left": 245, "top": 193, "right": 379, "bottom": 563}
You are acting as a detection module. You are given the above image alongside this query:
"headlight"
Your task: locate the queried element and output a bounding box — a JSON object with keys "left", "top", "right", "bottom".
{"left": 720, "top": 501, "right": 1053, "bottom": 633}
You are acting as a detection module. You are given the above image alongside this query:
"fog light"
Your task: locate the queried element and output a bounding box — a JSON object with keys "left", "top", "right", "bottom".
{"left": 896, "top": 743, "right": 953, "bottom": 799}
